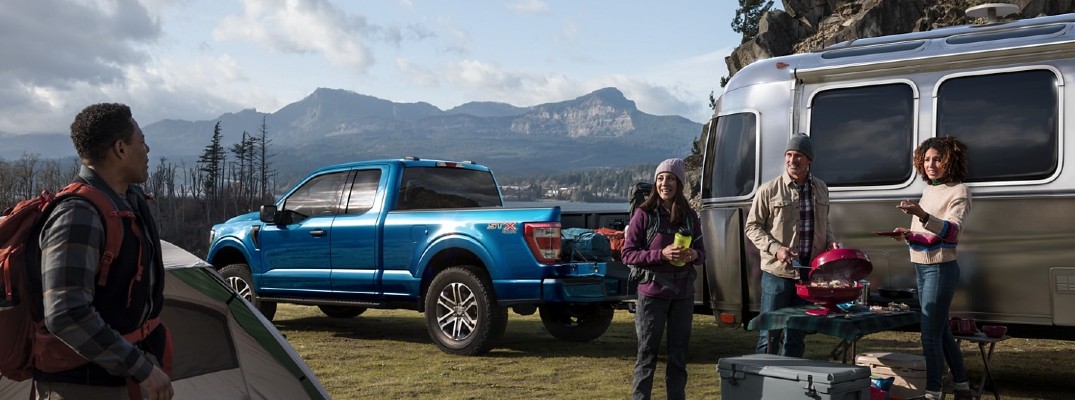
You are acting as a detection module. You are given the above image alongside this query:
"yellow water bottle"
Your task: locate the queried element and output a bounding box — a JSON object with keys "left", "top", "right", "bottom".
{"left": 670, "top": 232, "right": 692, "bottom": 267}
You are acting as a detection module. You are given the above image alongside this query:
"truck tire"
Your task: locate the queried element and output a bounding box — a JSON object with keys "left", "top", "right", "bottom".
{"left": 424, "top": 266, "right": 507, "bottom": 356}
{"left": 539, "top": 304, "right": 614, "bottom": 342}
{"left": 221, "top": 263, "right": 277, "bottom": 321}
{"left": 318, "top": 305, "right": 367, "bottom": 318}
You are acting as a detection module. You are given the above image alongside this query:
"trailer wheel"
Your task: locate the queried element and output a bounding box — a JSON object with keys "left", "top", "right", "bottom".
{"left": 539, "top": 304, "right": 614, "bottom": 342}
{"left": 424, "top": 266, "right": 507, "bottom": 356}
{"left": 318, "top": 305, "right": 367, "bottom": 318}
{"left": 221, "top": 263, "right": 277, "bottom": 321}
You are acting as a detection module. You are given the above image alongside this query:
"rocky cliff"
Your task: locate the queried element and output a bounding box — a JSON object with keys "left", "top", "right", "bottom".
{"left": 685, "top": 0, "right": 1075, "bottom": 207}
{"left": 727, "top": 0, "right": 1075, "bottom": 77}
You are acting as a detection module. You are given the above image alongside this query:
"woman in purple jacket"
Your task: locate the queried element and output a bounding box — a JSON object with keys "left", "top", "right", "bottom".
{"left": 622, "top": 158, "right": 705, "bottom": 400}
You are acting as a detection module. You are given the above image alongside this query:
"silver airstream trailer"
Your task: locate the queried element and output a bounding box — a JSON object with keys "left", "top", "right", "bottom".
{"left": 701, "top": 7, "right": 1075, "bottom": 337}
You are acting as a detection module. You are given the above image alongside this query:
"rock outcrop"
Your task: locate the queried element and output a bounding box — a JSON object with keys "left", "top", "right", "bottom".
{"left": 686, "top": 0, "right": 1075, "bottom": 207}
{"left": 726, "top": 0, "right": 1075, "bottom": 77}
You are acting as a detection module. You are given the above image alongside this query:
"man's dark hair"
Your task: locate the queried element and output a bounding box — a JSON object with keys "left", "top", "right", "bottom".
{"left": 70, "top": 103, "right": 134, "bottom": 164}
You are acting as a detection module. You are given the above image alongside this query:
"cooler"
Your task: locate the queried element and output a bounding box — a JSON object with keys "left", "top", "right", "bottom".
{"left": 854, "top": 352, "right": 926, "bottom": 400}
{"left": 717, "top": 354, "right": 871, "bottom": 400}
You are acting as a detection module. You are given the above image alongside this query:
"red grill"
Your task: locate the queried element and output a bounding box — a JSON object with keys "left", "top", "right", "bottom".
{"left": 795, "top": 248, "right": 873, "bottom": 316}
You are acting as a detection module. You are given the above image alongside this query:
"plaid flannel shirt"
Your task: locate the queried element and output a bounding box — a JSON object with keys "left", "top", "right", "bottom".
{"left": 37, "top": 167, "right": 158, "bottom": 382}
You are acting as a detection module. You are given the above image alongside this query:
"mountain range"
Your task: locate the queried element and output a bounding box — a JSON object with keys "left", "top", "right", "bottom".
{"left": 1, "top": 87, "right": 703, "bottom": 180}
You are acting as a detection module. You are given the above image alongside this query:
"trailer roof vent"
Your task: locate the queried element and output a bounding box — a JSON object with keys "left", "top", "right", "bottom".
{"left": 946, "top": 23, "right": 1065, "bottom": 45}
{"left": 966, "top": 3, "right": 1019, "bottom": 24}
{"left": 821, "top": 40, "right": 925, "bottom": 60}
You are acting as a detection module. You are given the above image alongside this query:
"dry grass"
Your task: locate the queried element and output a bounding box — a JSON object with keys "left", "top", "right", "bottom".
{"left": 274, "top": 304, "right": 1075, "bottom": 399}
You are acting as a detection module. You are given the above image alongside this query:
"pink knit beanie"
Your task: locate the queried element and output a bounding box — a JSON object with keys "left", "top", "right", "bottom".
{"left": 654, "top": 158, "right": 686, "bottom": 184}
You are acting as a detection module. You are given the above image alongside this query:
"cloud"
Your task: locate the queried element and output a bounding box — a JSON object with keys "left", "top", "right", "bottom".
{"left": 0, "top": 0, "right": 159, "bottom": 88}
{"left": 0, "top": 0, "right": 163, "bottom": 133}
{"left": 0, "top": 46, "right": 272, "bottom": 135}
{"left": 446, "top": 60, "right": 524, "bottom": 90}
{"left": 508, "top": 0, "right": 550, "bottom": 14}
{"left": 396, "top": 57, "right": 440, "bottom": 88}
{"left": 213, "top": 0, "right": 375, "bottom": 72}
{"left": 119, "top": 53, "right": 285, "bottom": 124}
{"left": 559, "top": 22, "right": 579, "bottom": 42}
{"left": 434, "top": 16, "right": 471, "bottom": 55}
{"left": 429, "top": 57, "right": 719, "bottom": 122}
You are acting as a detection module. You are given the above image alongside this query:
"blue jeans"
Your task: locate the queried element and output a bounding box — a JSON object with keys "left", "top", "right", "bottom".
{"left": 756, "top": 271, "right": 811, "bottom": 357}
{"left": 916, "top": 261, "right": 969, "bottom": 392}
{"left": 632, "top": 294, "right": 693, "bottom": 400}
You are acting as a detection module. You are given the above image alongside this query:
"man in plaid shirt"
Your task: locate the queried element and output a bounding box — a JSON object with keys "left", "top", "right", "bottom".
{"left": 745, "top": 133, "right": 838, "bottom": 357}
{"left": 34, "top": 103, "right": 172, "bottom": 399}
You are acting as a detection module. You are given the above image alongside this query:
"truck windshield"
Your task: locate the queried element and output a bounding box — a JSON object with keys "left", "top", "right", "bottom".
{"left": 704, "top": 112, "right": 757, "bottom": 200}
{"left": 397, "top": 166, "right": 503, "bottom": 210}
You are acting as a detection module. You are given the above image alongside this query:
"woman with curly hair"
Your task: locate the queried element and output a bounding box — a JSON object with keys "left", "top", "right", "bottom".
{"left": 892, "top": 136, "right": 973, "bottom": 400}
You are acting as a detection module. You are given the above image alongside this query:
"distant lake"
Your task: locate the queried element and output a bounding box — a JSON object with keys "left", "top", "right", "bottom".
{"left": 504, "top": 201, "right": 626, "bottom": 213}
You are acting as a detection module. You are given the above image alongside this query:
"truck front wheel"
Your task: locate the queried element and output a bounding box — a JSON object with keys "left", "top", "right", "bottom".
{"left": 221, "top": 263, "right": 277, "bottom": 321}
{"left": 539, "top": 304, "right": 614, "bottom": 342}
{"left": 424, "top": 266, "right": 507, "bottom": 356}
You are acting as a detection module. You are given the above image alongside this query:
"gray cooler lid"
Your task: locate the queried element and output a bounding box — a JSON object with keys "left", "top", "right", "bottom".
{"left": 717, "top": 354, "right": 870, "bottom": 385}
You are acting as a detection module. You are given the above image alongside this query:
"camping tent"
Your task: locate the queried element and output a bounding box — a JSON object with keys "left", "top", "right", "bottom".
{"left": 0, "top": 241, "right": 330, "bottom": 399}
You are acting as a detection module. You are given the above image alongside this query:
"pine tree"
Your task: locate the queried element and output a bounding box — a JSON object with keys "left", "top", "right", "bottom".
{"left": 732, "top": 0, "right": 773, "bottom": 43}
{"left": 198, "top": 121, "right": 226, "bottom": 200}
{"left": 256, "top": 115, "right": 275, "bottom": 203}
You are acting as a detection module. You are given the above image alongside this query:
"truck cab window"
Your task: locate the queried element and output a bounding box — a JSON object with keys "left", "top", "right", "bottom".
{"left": 938, "top": 69, "right": 1059, "bottom": 182}
{"left": 345, "top": 169, "right": 382, "bottom": 215}
{"left": 396, "top": 167, "right": 502, "bottom": 210}
{"left": 704, "top": 112, "right": 757, "bottom": 199}
{"left": 809, "top": 83, "right": 915, "bottom": 186}
{"left": 282, "top": 171, "right": 348, "bottom": 218}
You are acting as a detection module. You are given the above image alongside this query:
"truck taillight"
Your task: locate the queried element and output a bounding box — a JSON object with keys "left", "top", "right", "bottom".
{"left": 524, "top": 222, "right": 561, "bottom": 264}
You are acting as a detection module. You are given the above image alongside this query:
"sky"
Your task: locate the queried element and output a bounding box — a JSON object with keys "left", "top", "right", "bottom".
{"left": 0, "top": 0, "right": 745, "bottom": 136}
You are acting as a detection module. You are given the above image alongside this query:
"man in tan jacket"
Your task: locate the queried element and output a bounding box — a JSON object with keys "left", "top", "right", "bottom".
{"left": 745, "top": 133, "right": 837, "bottom": 357}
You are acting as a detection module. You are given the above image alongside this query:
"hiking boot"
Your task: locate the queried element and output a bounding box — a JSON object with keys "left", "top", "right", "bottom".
{"left": 953, "top": 388, "right": 975, "bottom": 400}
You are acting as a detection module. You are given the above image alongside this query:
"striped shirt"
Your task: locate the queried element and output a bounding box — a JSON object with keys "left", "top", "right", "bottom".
{"left": 37, "top": 167, "right": 157, "bottom": 382}
{"left": 906, "top": 181, "right": 971, "bottom": 264}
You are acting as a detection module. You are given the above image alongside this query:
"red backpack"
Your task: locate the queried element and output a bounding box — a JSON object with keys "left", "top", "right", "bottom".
{"left": 0, "top": 182, "right": 134, "bottom": 381}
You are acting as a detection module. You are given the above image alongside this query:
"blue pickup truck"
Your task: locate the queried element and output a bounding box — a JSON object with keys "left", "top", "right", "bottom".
{"left": 206, "top": 157, "right": 629, "bottom": 355}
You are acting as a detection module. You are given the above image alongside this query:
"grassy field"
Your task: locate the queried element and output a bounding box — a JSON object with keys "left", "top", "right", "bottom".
{"left": 274, "top": 304, "right": 1075, "bottom": 399}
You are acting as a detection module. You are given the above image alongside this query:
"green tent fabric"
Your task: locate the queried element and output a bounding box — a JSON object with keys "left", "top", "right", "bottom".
{"left": 0, "top": 241, "right": 330, "bottom": 399}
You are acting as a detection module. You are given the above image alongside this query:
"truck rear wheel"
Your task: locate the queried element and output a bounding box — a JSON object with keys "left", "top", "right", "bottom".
{"left": 539, "top": 304, "right": 614, "bottom": 342}
{"left": 318, "top": 305, "right": 367, "bottom": 318}
{"left": 221, "top": 263, "right": 277, "bottom": 321}
{"left": 424, "top": 266, "right": 507, "bottom": 356}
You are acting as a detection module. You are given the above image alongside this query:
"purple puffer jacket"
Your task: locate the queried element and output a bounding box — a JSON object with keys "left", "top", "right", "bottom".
{"left": 620, "top": 205, "right": 705, "bottom": 300}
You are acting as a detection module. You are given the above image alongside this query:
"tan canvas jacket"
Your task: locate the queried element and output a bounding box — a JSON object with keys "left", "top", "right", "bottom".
{"left": 744, "top": 172, "right": 837, "bottom": 279}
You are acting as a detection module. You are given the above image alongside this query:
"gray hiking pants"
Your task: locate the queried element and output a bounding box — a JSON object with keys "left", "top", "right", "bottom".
{"left": 631, "top": 294, "right": 693, "bottom": 400}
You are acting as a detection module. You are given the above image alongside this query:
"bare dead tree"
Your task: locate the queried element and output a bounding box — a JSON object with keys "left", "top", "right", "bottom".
{"left": 12, "top": 153, "right": 40, "bottom": 200}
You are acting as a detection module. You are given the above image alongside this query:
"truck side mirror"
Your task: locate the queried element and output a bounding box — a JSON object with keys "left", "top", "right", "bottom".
{"left": 259, "top": 205, "right": 278, "bottom": 223}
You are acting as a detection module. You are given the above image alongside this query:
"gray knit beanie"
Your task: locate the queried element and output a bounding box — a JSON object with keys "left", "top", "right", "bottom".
{"left": 786, "top": 133, "right": 814, "bottom": 160}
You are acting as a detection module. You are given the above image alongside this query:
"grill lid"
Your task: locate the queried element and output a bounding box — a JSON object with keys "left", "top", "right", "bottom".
{"left": 808, "top": 248, "right": 873, "bottom": 282}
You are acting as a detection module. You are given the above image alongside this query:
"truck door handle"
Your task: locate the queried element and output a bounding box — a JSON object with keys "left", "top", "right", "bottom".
{"left": 309, "top": 229, "right": 326, "bottom": 237}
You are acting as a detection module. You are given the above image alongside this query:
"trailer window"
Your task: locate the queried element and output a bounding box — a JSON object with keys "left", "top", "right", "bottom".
{"left": 937, "top": 70, "right": 1059, "bottom": 182}
{"left": 704, "top": 112, "right": 756, "bottom": 199}
{"left": 809, "top": 83, "right": 915, "bottom": 186}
